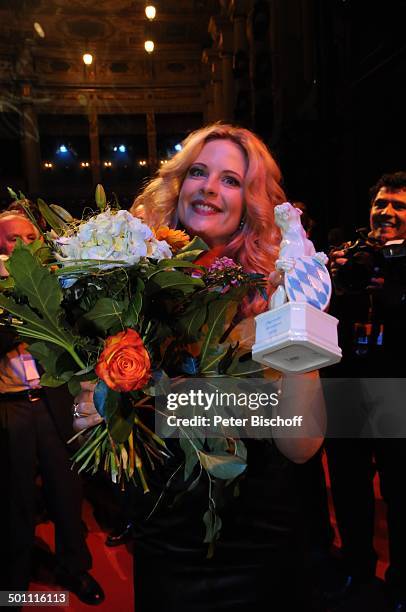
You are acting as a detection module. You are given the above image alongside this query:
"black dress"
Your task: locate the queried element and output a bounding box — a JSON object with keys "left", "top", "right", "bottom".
{"left": 131, "top": 438, "right": 313, "bottom": 612}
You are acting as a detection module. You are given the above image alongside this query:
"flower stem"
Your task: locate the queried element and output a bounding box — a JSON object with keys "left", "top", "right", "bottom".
{"left": 65, "top": 344, "right": 87, "bottom": 370}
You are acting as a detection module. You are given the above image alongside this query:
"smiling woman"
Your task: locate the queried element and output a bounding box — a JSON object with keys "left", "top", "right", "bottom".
{"left": 177, "top": 139, "right": 246, "bottom": 248}
{"left": 123, "top": 123, "right": 326, "bottom": 611}
{"left": 131, "top": 123, "right": 285, "bottom": 317}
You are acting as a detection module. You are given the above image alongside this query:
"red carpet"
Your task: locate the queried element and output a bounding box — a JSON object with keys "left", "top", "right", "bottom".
{"left": 27, "top": 499, "right": 133, "bottom": 611}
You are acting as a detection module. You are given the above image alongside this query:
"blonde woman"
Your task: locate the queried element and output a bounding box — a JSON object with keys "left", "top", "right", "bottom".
{"left": 80, "top": 124, "right": 326, "bottom": 611}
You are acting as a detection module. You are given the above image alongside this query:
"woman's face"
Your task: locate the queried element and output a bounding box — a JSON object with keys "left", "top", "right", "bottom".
{"left": 177, "top": 139, "right": 246, "bottom": 248}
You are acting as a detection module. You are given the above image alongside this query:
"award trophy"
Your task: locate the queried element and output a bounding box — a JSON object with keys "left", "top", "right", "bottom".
{"left": 252, "top": 203, "right": 342, "bottom": 373}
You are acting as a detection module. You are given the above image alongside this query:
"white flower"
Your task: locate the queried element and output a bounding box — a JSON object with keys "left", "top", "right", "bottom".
{"left": 55, "top": 209, "right": 172, "bottom": 267}
{"left": 146, "top": 237, "right": 172, "bottom": 261}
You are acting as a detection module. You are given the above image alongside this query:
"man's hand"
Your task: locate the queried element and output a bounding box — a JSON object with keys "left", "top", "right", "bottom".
{"left": 329, "top": 248, "right": 384, "bottom": 293}
{"left": 72, "top": 381, "right": 103, "bottom": 433}
{"left": 328, "top": 249, "right": 348, "bottom": 278}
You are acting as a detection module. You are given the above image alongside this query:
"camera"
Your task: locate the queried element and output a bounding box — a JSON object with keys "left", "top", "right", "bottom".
{"left": 333, "top": 229, "right": 406, "bottom": 308}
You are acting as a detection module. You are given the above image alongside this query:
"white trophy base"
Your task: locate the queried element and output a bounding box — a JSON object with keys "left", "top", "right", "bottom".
{"left": 252, "top": 302, "right": 342, "bottom": 374}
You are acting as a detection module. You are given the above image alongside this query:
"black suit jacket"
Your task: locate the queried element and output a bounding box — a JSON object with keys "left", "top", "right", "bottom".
{"left": 0, "top": 325, "right": 76, "bottom": 445}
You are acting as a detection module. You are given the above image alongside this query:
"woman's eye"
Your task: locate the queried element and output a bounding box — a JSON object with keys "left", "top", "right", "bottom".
{"left": 223, "top": 175, "right": 240, "bottom": 187}
{"left": 188, "top": 166, "right": 205, "bottom": 177}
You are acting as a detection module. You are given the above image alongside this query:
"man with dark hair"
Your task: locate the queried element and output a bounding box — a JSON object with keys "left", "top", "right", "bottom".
{"left": 0, "top": 212, "right": 104, "bottom": 605}
{"left": 326, "top": 171, "right": 406, "bottom": 611}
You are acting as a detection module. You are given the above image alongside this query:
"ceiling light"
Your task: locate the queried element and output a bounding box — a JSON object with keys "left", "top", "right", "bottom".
{"left": 144, "top": 40, "right": 154, "bottom": 53}
{"left": 34, "top": 22, "right": 45, "bottom": 38}
{"left": 83, "top": 53, "right": 93, "bottom": 66}
{"left": 145, "top": 5, "right": 156, "bottom": 20}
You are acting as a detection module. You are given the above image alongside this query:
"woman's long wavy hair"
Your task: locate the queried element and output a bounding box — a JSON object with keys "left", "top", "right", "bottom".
{"left": 131, "top": 123, "right": 286, "bottom": 316}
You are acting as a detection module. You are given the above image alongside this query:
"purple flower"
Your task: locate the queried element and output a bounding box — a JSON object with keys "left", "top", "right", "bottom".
{"left": 207, "top": 257, "right": 238, "bottom": 273}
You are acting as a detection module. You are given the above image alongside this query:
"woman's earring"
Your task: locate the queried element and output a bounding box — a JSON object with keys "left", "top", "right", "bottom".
{"left": 239, "top": 217, "right": 245, "bottom": 230}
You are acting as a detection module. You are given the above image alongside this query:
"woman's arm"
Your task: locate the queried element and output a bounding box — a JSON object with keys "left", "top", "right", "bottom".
{"left": 272, "top": 370, "right": 326, "bottom": 463}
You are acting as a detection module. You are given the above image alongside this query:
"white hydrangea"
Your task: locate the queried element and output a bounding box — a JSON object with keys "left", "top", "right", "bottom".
{"left": 55, "top": 209, "right": 172, "bottom": 266}
{"left": 147, "top": 236, "right": 172, "bottom": 261}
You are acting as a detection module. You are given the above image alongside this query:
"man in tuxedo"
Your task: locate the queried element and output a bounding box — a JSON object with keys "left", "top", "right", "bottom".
{"left": 0, "top": 211, "right": 104, "bottom": 604}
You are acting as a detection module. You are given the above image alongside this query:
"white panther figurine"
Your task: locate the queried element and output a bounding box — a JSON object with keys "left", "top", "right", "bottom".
{"left": 270, "top": 202, "right": 328, "bottom": 309}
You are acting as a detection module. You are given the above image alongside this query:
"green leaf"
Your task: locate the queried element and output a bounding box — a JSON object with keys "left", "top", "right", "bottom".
{"left": 198, "top": 451, "right": 247, "bottom": 480}
{"left": 49, "top": 204, "right": 74, "bottom": 223}
{"left": 83, "top": 297, "right": 125, "bottom": 332}
{"left": 143, "top": 369, "right": 171, "bottom": 396}
{"left": 173, "top": 249, "right": 206, "bottom": 262}
{"left": 234, "top": 439, "right": 248, "bottom": 462}
{"left": 109, "top": 407, "right": 135, "bottom": 443}
{"left": 207, "top": 437, "right": 229, "bottom": 454}
{"left": 155, "top": 259, "right": 203, "bottom": 271}
{"left": 0, "top": 243, "right": 84, "bottom": 369}
{"left": 68, "top": 377, "right": 81, "bottom": 397}
{"left": 200, "top": 299, "right": 237, "bottom": 371}
{"left": 29, "top": 340, "right": 76, "bottom": 387}
{"left": 175, "top": 304, "right": 207, "bottom": 340}
{"left": 95, "top": 184, "right": 107, "bottom": 211}
{"left": 40, "top": 371, "right": 73, "bottom": 387}
{"left": 180, "top": 437, "right": 200, "bottom": 481}
{"left": 124, "top": 278, "right": 144, "bottom": 327}
{"left": 7, "top": 186, "right": 18, "bottom": 201}
{"left": 30, "top": 242, "right": 54, "bottom": 264}
{"left": 177, "top": 236, "right": 208, "bottom": 257}
{"left": 37, "top": 198, "right": 68, "bottom": 235}
{"left": 203, "top": 508, "right": 222, "bottom": 546}
{"left": 93, "top": 380, "right": 134, "bottom": 443}
{"left": 29, "top": 340, "right": 62, "bottom": 371}
{"left": 0, "top": 276, "right": 15, "bottom": 291}
{"left": 148, "top": 270, "right": 204, "bottom": 294}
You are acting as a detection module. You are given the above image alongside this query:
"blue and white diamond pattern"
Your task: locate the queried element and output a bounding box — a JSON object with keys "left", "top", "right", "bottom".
{"left": 285, "top": 256, "right": 331, "bottom": 311}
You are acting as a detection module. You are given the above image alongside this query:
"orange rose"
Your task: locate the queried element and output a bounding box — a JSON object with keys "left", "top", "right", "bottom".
{"left": 153, "top": 226, "right": 190, "bottom": 253}
{"left": 95, "top": 329, "right": 151, "bottom": 392}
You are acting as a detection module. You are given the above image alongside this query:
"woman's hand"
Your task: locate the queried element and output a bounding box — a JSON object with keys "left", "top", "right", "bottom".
{"left": 72, "top": 381, "right": 103, "bottom": 433}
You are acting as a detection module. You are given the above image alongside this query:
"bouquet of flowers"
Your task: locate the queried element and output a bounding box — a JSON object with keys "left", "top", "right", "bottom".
{"left": 0, "top": 186, "right": 267, "bottom": 547}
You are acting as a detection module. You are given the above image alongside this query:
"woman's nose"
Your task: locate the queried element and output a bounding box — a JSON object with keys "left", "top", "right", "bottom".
{"left": 201, "top": 174, "right": 218, "bottom": 195}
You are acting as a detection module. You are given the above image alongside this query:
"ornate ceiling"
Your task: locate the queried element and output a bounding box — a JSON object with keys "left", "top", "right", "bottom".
{"left": 0, "top": 0, "right": 220, "bottom": 115}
